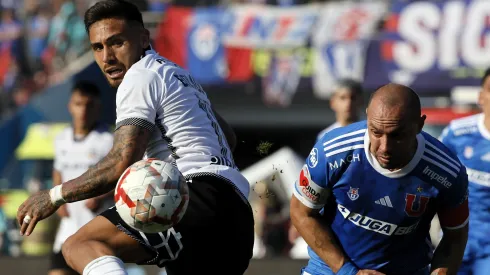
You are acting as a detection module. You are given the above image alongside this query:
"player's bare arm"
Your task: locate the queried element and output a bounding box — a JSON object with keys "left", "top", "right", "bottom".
{"left": 430, "top": 224, "right": 468, "bottom": 275}
{"left": 17, "top": 124, "right": 152, "bottom": 236}
{"left": 63, "top": 125, "right": 151, "bottom": 201}
{"left": 290, "top": 196, "right": 346, "bottom": 272}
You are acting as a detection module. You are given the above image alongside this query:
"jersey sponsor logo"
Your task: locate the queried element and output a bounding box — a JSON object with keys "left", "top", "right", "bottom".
{"left": 328, "top": 153, "right": 360, "bottom": 171}
{"left": 404, "top": 193, "right": 430, "bottom": 217}
{"left": 297, "top": 165, "right": 326, "bottom": 205}
{"left": 347, "top": 186, "right": 359, "bottom": 201}
{"left": 374, "top": 195, "right": 393, "bottom": 208}
{"left": 423, "top": 166, "right": 452, "bottom": 188}
{"left": 299, "top": 166, "right": 320, "bottom": 202}
{"left": 308, "top": 148, "right": 319, "bottom": 168}
{"left": 338, "top": 204, "right": 419, "bottom": 236}
{"left": 454, "top": 127, "right": 478, "bottom": 137}
{"left": 210, "top": 155, "right": 235, "bottom": 168}
{"left": 467, "top": 168, "right": 490, "bottom": 187}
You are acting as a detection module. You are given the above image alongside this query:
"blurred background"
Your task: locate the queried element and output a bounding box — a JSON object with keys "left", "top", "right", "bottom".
{"left": 0, "top": 0, "right": 486, "bottom": 274}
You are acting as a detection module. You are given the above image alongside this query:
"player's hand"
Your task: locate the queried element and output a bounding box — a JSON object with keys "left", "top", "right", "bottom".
{"left": 17, "top": 190, "right": 59, "bottom": 236}
{"left": 85, "top": 198, "right": 100, "bottom": 212}
{"left": 356, "top": 270, "right": 385, "bottom": 275}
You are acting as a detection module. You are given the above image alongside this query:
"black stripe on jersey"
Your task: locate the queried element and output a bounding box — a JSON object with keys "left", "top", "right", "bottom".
{"left": 155, "top": 118, "right": 180, "bottom": 161}
{"left": 115, "top": 118, "right": 154, "bottom": 132}
{"left": 195, "top": 95, "right": 234, "bottom": 167}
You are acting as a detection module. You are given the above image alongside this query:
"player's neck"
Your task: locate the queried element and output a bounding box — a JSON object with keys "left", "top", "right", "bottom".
{"left": 73, "top": 124, "right": 96, "bottom": 138}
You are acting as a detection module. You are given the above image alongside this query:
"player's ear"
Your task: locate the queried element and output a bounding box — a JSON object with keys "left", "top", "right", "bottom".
{"left": 418, "top": 115, "right": 426, "bottom": 133}
{"left": 140, "top": 28, "right": 150, "bottom": 49}
{"left": 478, "top": 91, "right": 484, "bottom": 108}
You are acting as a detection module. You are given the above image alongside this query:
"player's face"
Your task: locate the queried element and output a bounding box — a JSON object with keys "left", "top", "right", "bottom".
{"left": 330, "top": 88, "right": 361, "bottom": 122}
{"left": 68, "top": 91, "right": 100, "bottom": 130}
{"left": 89, "top": 18, "right": 150, "bottom": 88}
{"left": 367, "top": 107, "right": 425, "bottom": 170}
{"left": 479, "top": 76, "right": 490, "bottom": 116}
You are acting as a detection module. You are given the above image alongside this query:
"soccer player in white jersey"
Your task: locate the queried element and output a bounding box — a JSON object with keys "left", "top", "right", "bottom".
{"left": 316, "top": 79, "right": 363, "bottom": 141}
{"left": 438, "top": 68, "right": 490, "bottom": 275}
{"left": 289, "top": 79, "right": 363, "bottom": 259}
{"left": 50, "top": 81, "right": 114, "bottom": 275}
{"left": 16, "top": 1, "right": 254, "bottom": 275}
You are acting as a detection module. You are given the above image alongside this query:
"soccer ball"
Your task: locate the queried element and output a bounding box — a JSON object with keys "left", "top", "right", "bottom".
{"left": 114, "top": 159, "right": 189, "bottom": 233}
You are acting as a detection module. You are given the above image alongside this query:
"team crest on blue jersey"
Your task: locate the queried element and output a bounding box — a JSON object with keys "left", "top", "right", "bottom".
{"left": 347, "top": 187, "right": 359, "bottom": 201}
{"left": 308, "top": 148, "right": 319, "bottom": 168}
{"left": 464, "top": 146, "right": 473, "bottom": 159}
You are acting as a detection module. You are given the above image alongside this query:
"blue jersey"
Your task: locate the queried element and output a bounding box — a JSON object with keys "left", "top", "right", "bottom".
{"left": 294, "top": 121, "right": 469, "bottom": 275}
{"left": 440, "top": 113, "right": 490, "bottom": 223}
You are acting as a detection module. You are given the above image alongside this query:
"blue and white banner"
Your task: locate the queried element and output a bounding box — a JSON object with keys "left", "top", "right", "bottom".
{"left": 312, "top": 1, "right": 387, "bottom": 98}
{"left": 364, "top": 0, "right": 490, "bottom": 91}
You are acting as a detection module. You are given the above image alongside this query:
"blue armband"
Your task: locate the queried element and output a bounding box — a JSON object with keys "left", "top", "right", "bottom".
{"left": 336, "top": 261, "right": 359, "bottom": 275}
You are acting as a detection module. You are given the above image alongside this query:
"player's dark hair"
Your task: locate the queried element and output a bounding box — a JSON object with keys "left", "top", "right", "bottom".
{"left": 336, "top": 79, "right": 363, "bottom": 96}
{"left": 84, "top": 0, "right": 144, "bottom": 33}
{"left": 482, "top": 68, "right": 490, "bottom": 86}
{"left": 72, "top": 80, "right": 101, "bottom": 98}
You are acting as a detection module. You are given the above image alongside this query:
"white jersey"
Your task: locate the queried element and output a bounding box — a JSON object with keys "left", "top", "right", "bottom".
{"left": 115, "top": 47, "right": 249, "bottom": 198}
{"left": 52, "top": 125, "right": 113, "bottom": 252}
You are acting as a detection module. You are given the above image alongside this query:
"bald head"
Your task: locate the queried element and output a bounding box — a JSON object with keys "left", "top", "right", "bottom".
{"left": 366, "top": 83, "right": 425, "bottom": 170}
{"left": 367, "top": 83, "right": 421, "bottom": 120}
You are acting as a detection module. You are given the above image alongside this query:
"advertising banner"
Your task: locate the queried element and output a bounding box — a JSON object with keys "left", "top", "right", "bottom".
{"left": 312, "top": 1, "right": 387, "bottom": 98}
{"left": 364, "top": 0, "right": 490, "bottom": 91}
{"left": 223, "top": 4, "right": 319, "bottom": 49}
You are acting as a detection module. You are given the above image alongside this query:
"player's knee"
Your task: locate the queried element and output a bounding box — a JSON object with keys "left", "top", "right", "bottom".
{"left": 61, "top": 235, "right": 81, "bottom": 268}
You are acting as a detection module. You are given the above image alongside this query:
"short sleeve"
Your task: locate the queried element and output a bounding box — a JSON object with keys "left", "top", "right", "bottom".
{"left": 115, "top": 69, "right": 162, "bottom": 131}
{"left": 293, "top": 139, "right": 330, "bottom": 209}
{"left": 438, "top": 126, "right": 456, "bottom": 155}
{"left": 437, "top": 166, "right": 469, "bottom": 230}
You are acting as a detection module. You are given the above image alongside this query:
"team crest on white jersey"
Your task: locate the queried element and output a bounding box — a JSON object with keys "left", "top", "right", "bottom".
{"left": 347, "top": 186, "right": 359, "bottom": 201}
{"left": 464, "top": 146, "right": 473, "bottom": 159}
{"left": 308, "top": 148, "right": 319, "bottom": 168}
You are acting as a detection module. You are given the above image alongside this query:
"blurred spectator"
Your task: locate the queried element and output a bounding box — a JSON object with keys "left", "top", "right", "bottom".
{"left": 22, "top": 0, "right": 50, "bottom": 74}
{"left": 43, "top": 0, "right": 87, "bottom": 74}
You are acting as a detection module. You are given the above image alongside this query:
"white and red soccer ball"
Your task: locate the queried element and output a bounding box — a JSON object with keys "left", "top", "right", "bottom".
{"left": 114, "top": 159, "right": 189, "bottom": 233}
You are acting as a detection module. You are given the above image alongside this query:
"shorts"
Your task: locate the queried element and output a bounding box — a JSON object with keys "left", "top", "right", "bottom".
{"left": 100, "top": 175, "right": 255, "bottom": 275}
{"left": 50, "top": 251, "right": 76, "bottom": 272}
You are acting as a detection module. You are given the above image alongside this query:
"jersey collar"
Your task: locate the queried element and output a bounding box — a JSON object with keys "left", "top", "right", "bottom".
{"left": 477, "top": 113, "right": 490, "bottom": 140}
{"left": 364, "top": 130, "right": 425, "bottom": 178}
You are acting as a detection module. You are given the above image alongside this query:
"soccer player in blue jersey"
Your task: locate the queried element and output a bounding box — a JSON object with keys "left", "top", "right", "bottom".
{"left": 291, "top": 83, "right": 469, "bottom": 275}
{"left": 439, "top": 68, "right": 490, "bottom": 275}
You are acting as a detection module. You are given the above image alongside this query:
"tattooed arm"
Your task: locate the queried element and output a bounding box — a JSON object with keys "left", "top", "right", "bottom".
{"left": 62, "top": 125, "right": 152, "bottom": 202}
